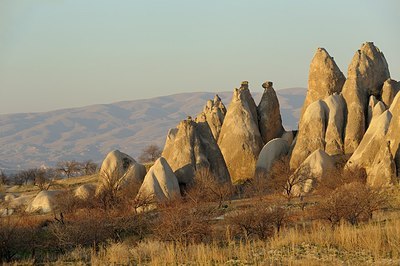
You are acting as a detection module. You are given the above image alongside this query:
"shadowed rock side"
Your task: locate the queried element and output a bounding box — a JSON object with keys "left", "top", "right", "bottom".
{"left": 136, "top": 157, "right": 181, "bottom": 208}
{"left": 367, "top": 141, "right": 396, "bottom": 187}
{"left": 301, "top": 48, "right": 345, "bottom": 119}
{"left": 257, "top": 81, "right": 285, "bottom": 144}
{"left": 382, "top": 79, "right": 400, "bottom": 108}
{"left": 162, "top": 117, "right": 230, "bottom": 185}
{"left": 343, "top": 42, "right": 391, "bottom": 153}
{"left": 386, "top": 93, "right": 400, "bottom": 177}
{"left": 218, "top": 81, "right": 263, "bottom": 184}
{"left": 255, "top": 138, "right": 289, "bottom": 176}
{"left": 97, "top": 150, "right": 146, "bottom": 194}
{"left": 200, "top": 94, "right": 227, "bottom": 140}
{"left": 324, "top": 94, "right": 346, "bottom": 155}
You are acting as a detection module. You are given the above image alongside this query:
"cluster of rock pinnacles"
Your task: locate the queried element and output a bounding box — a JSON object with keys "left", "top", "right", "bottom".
{"left": 100, "top": 42, "right": 399, "bottom": 206}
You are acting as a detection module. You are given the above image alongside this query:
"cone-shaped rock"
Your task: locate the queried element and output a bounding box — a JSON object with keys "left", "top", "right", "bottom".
{"left": 324, "top": 94, "right": 345, "bottom": 155}
{"left": 301, "top": 48, "right": 345, "bottom": 118}
{"left": 290, "top": 100, "right": 327, "bottom": 169}
{"left": 343, "top": 42, "right": 390, "bottom": 153}
{"left": 381, "top": 79, "right": 400, "bottom": 108}
{"left": 97, "top": 150, "right": 146, "bottom": 194}
{"left": 162, "top": 116, "right": 230, "bottom": 185}
{"left": 367, "top": 141, "right": 396, "bottom": 187}
{"left": 199, "top": 94, "right": 226, "bottom": 140}
{"left": 218, "top": 81, "right": 263, "bottom": 183}
{"left": 136, "top": 157, "right": 181, "bottom": 204}
{"left": 255, "top": 138, "right": 289, "bottom": 176}
{"left": 386, "top": 92, "right": 400, "bottom": 176}
{"left": 257, "top": 81, "right": 285, "bottom": 144}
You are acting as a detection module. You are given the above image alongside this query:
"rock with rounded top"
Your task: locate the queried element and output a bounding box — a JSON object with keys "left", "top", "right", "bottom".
{"left": 136, "top": 157, "right": 180, "bottom": 205}
{"left": 281, "top": 131, "right": 294, "bottom": 146}
{"left": 301, "top": 48, "right": 345, "bottom": 118}
{"left": 382, "top": 79, "right": 400, "bottom": 108}
{"left": 75, "top": 184, "right": 97, "bottom": 200}
{"left": 26, "top": 190, "right": 62, "bottom": 213}
{"left": 257, "top": 81, "right": 285, "bottom": 144}
{"left": 343, "top": 42, "right": 390, "bottom": 153}
{"left": 255, "top": 138, "right": 289, "bottom": 176}
{"left": 290, "top": 100, "right": 327, "bottom": 169}
{"left": 218, "top": 82, "right": 263, "bottom": 183}
{"left": 162, "top": 116, "right": 230, "bottom": 185}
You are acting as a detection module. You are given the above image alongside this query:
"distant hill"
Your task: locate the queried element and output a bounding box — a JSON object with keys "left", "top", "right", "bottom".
{"left": 0, "top": 87, "right": 306, "bottom": 171}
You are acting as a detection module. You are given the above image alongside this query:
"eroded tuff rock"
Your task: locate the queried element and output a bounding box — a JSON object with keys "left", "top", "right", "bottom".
{"left": 136, "top": 157, "right": 180, "bottom": 211}
{"left": 75, "top": 184, "right": 96, "bottom": 200}
{"left": 257, "top": 81, "right": 285, "bottom": 144}
{"left": 290, "top": 100, "right": 327, "bottom": 169}
{"left": 382, "top": 79, "right": 400, "bottom": 108}
{"left": 367, "top": 141, "right": 396, "bottom": 187}
{"left": 97, "top": 150, "right": 146, "bottom": 194}
{"left": 218, "top": 81, "right": 263, "bottom": 183}
{"left": 162, "top": 116, "right": 230, "bottom": 185}
{"left": 386, "top": 93, "right": 400, "bottom": 176}
{"left": 343, "top": 42, "right": 390, "bottom": 153}
{"left": 26, "top": 190, "right": 62, "bottom": 213}
{"left": 301, "top": 48, "right": 345, "bottom": 118}
{"left": 324, "top": 94, "right": 345, "bottom": 155}
{"left": 200, "top": 94, "right": 227, "bottom": 140}
{"left": 255, "top": 138, "right": 289, "bottom": 176}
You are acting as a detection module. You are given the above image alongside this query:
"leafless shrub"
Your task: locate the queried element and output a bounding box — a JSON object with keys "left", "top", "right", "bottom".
{"left": 81, "top": 160, "right": 98, "bottom": 175}
{"left": 268, "top": 157, "right": 300, "bottom": 201}
{"left": 57, "top": 160, "right": 81, "bottom": 178}
{"left": 138, "top": 144, "right": 162, "bottom": 163}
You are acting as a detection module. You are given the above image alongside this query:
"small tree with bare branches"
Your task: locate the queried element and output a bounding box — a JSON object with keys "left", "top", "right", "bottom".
{"left": 57, "top": 160, "right": 81, "bottom": 178}
{"left": 138, "top": 144, "right": 162, "bottom": 163}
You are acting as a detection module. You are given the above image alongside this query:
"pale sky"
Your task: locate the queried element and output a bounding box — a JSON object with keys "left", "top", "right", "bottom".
{"left": 0, "top": 0, "right": 399, "bottom": 114}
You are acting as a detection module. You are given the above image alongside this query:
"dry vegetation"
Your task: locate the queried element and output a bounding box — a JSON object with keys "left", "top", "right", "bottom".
{"left": 1, "top": 158, "right": 400, "bottom": 265}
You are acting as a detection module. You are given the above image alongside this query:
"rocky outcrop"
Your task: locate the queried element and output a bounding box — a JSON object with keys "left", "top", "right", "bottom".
{"left": 382, "top": 79, "right": 399, "bottom": 108}
{"left": 97, "top": 150, "right": 146, "bottom": 194}
{"left": 200, "top": 94, "right": 226, "bottom": 140}
{"left": 75, "top": 184, "right": 97, "bottom": 200}
{"left": 162, "top": 116, "right": 230, "bottom": 185}
{"left": 136, "top": 157, "right": 181, "bottom": 204}
{"left": 218, "top": 81, "right": 263, "bottom": 183}
{"left": 255, "top": 138, "right": 289, "bottom": 176}
{"left": 301, "top": 48, "right": 345, "bottom": 118}
{"left": 290, "top": 100, "right": 327, "bottom": 169}
{"left": 26, "top": 190, "right": 62, "bottom": 213}
{"left": 257, "top": 81, "right": 285, "bottom": 144}
{"left": 386, "top": 93, "right": 400, "bottom": 176}
{"left": 324, "top": 94, "right": 345, "bottom": 155}
{"left": 343, "top": 42, "right": 390, "bottom": 153}
{"left": 367, "top": 141, "right": 396, "bottom": 187}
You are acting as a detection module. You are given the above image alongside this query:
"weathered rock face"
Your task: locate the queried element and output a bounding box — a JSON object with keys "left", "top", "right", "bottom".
{"left": 301, "top": 48, "right": 345, "bottom": 118}
{"left": 292, "top": 149, "right": 335, "bottom": 195}
{"left": 255, "top": 138, "right": 289, "bottom": 176}
{"left": 367, "top": 142, "right": 396, "bottom": 187}
{"left": 26, "top": 190, "right": 62, "bottom": 213}
{"left": 75, "top": 184, "right": 97, "bottom": 200}
{"left": 97, "top": 150, "right": 146, "bottom": 194}
{"left": 200, "top": 94, "right": 226, "bottom": 140}
{"left": 290, "top": 100, "right": 327, "bottom": 169}
{"left": 257, "top": 81, "right": 285, "bottom": 144}
{"left": 343, "top": 42, "right": 391, "bottom": 153}
{"left": 162, "top": 116, "right": 230, "bottom": 185}
{"left": 324, "top": 94, "right": 345, "bottom": 155}
{"left": 136, "top": 157, "right": 181, "bottom": 205}
{"left": 386, "top": 93, "right": 400, "bottom": 176}
{"left": 382, "top": 79, "right": 400, "bottom": 108}
{"left": 218, "top": 81, "right": 263, "bottom": 183}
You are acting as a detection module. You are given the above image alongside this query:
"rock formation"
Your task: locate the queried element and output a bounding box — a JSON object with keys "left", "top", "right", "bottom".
{"left": 200, "top": 94, "right": 226, "bottom": 140}
{"left": 301, "top": 47, "right": 345, "bottom": 118}
{"left": 26, "top": 190, "right": 62, "bottom": 213}
{"left": 381, "top": 78, "right": 400, "bottom": 108}
{"left": 75, "top": 184, "right": 97, "bottom": 200}
{"left": 386, "top": 92, "right": 400, "bottom": 176}
{"left": 136, "top": 157, "right": 181, "bottom": 206}
{"left": 367, "top": 141, "right": 396, "bottom": 187}
{"left": 97, "top": 150, "right": 146, "bottom": 194}
{"left": 255, "top": 138, "right": 289, "bottom": 176}
{"left": 218, "top": 81, "right": 263, "bottom": 183}
{"left": 162, "top": 116, "right": 230, "bottom": 185}
{"left": 257, "top": 81, "right": 285, "bottom": 144}
{"left": 343, "top": 42, "right": 390, "bottom": 153}
{"left": 324, "top": 94, "right": 345, "bottom": 155}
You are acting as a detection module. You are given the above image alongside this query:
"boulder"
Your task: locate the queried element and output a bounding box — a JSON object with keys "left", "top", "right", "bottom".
{"left": 75, "top": 184, "right": 97, "bottom": 200}
{"left": 136, "top": 157, "right": 181, "bottom": 205}
{"left": 162, "top": 116, "right": 229, "bottom": 185}
{"left": 281, "top": 131, "right": 294, "bottom": 146}
{"left": 97, "top": 150, "right": 146, "bottom": 194}
{"left": 367, "top": 141, "right": 396, "bottom": 187}
{"left": 257, "top": 81, "right": 285, "bottom": 144}
{"left": 301, "top": 47, "right": 345, "bottom": 118}
{"left": 324, "top": 94, "right": 345, "bottom": 155}
{"left": 255, "top": 138, "right": 290, "bottom": 176}
{"left": 292, "top": 149, "right": 335, "bottom": 195}
{"left": 381, "top": 79, "right": 400, "bottom": 108}
{"left": 26, "top": 190, "right": 62, "bottom": 213}
{"left": 290, "top": 100, "right": 327, "bottom": 169}
{"left": 218, "top": 81, "right": 263, "bottom": 183}
{"left": 200, "top": 94, "right": 226, "bottom": 140}
{"left": 343, "top": 42, "right": 390, "bottom": 153}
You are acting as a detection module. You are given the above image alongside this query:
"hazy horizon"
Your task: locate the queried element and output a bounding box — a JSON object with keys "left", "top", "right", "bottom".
{"left": 1, "top": 1, "right": 399, "bottom": 114}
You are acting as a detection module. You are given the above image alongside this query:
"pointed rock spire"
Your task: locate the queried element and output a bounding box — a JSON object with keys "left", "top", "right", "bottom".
{"left": 382, "top": 78, "right": 400, "bottom": 108}
{"left": 199, "top": 94, "right": 227, "bottom": 140}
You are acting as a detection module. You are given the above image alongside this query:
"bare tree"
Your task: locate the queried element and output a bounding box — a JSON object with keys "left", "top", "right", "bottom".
{"left": 138, "top": 144, "right": 162, "bottom": 163}
{"left": 14, "top": 169, "right": 35, "bottom": 186}
{"left": 57, "top": 160, "right": 81, "bottom": 178}
{"left": 81, "top": 160, "right": 97, "bottom": 175}
{"left": 268, "top": 157, "right": 300, "bottom": 202}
